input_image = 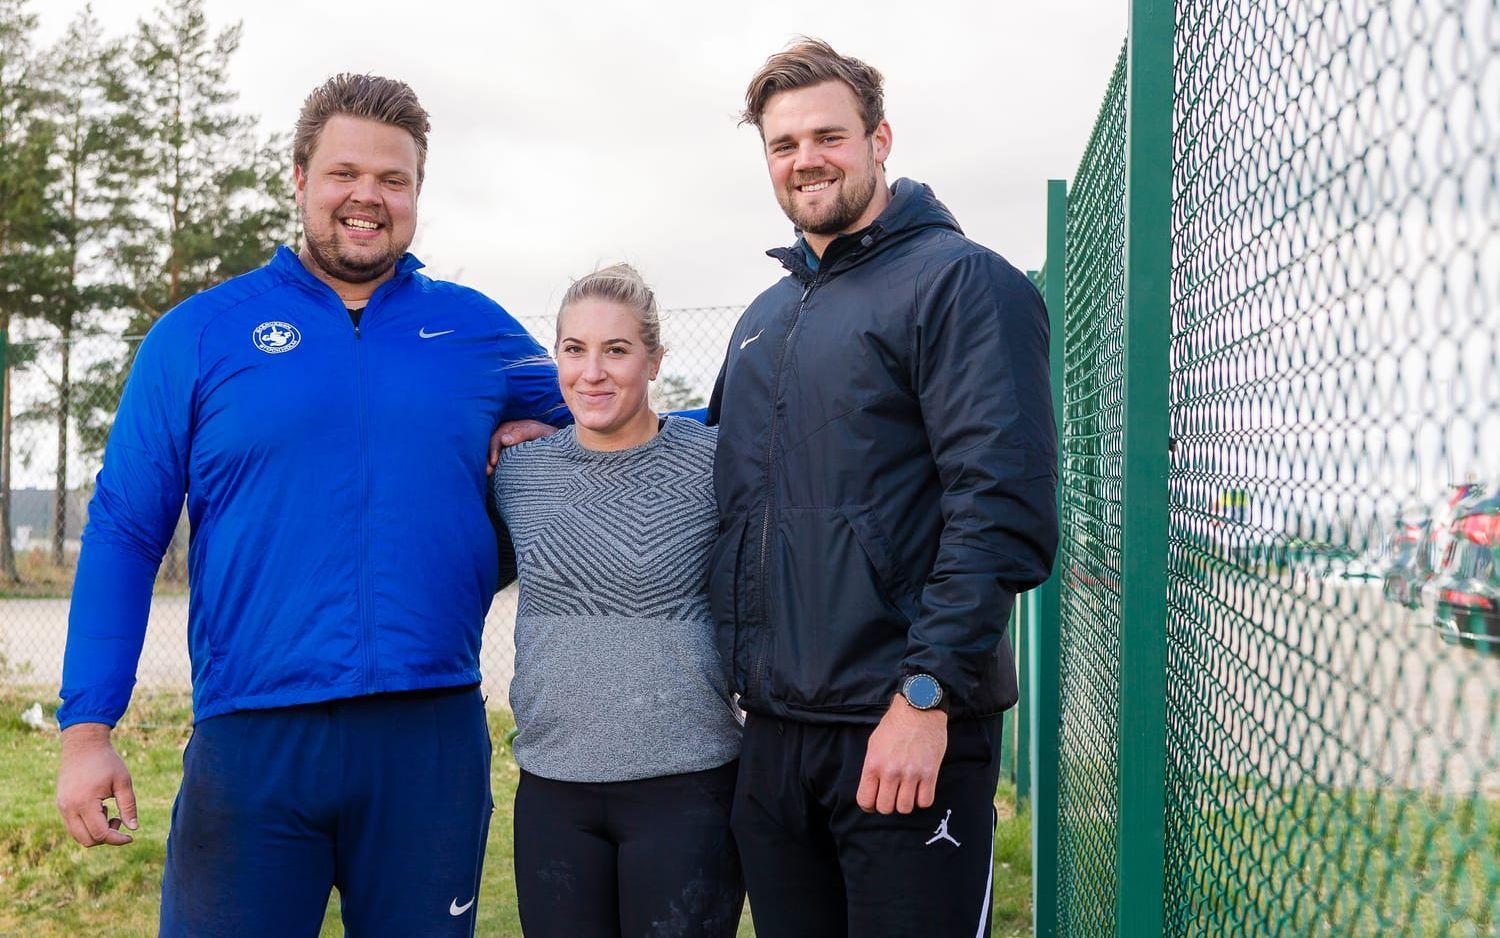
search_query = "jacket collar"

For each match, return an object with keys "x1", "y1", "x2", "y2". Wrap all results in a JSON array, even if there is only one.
[
  {"x1": 268, "y1": 244, "x2": 426, "y2": 297},
  {"x1": 768, "y1": 178, "x2": 963, "y2": 283}
]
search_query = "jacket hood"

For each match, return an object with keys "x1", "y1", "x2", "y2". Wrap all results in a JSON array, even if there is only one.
[{"x1": 769, "y1": 178, "x2": 963, "y2": 281}]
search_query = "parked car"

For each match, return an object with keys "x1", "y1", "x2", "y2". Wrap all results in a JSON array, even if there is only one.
[
  {"x1": 1381, "y1": 507, "x2": 1436, "y2": 608},
  {"x1": 1421, "y1": 491, "x2": 1500, "y2": 656}
]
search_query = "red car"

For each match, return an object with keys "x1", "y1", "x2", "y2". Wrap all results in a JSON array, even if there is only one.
[{"x1": 1422, "y1": 491, "x2": 1500, "y2": 657}]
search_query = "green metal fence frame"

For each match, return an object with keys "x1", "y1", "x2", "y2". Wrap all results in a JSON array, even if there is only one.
[
  {"x1": 1027, "y1": 2, "x2": 1175, "y2": 933},
  {"x1": 1113, "y1": 1, "x2": 1173, "y2": 933},
  {"x1": 1029, "y1": 178, "x2": 1067, "y2": 938}
]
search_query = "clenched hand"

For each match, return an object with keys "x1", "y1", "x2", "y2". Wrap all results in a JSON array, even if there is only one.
[
  {"x1": 856, "y1": 694, "x2": 948, "y2": 814},
  {"x1": 57, "y1": 723, "x2": 138, "y2": 847}
]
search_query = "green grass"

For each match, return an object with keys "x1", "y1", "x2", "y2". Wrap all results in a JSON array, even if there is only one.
[
  {"x1": 993, "y1": 788, "x2": 1034, "y2": 936},
  {"x1": 0, "y1": 689, "x2": 1034, "y2": 936},
  {"x1": 1167, "y1": 774, "x2": 1500, "y2": 935}
]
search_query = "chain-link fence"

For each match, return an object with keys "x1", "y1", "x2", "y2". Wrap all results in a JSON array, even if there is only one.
[
  {"x1": 1033, "y1": 0, "x2": 1500, "y2": 933},
  {"x1": 0, "y1": 306, "x2": 741, "y2": 715},
  {"x1": 1164, "y1": 0, "x2": 1499, "y2": 930},
  {"x1": 1055, "y1": 44, "x2": 1128, "y2": 937}
]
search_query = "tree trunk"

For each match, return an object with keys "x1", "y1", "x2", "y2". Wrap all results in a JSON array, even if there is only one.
[
  {"x1": 53, "y1": 326, "x2": 71, "y2": 567},
  {"x1": 56, "y1": 149, "x2": 79, "y2": 568},
  {"x1": 0, "y1": 323, "x2": 18, "y2": 585}
]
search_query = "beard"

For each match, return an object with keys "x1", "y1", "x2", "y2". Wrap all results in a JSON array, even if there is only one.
[
  {"x1": 781, "y1": 160, "x2": 879, "y2": 236},
  {"x1": 299, "y1": 205, "x2": 407, "y2": 284}
]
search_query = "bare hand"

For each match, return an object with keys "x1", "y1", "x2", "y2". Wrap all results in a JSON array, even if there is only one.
[
  {"x1": 57, "y1": 723, "x2": 138, "y2": 847},
  {"x1": 486, "y1": 420, "x2": 558, "y2": 475},
  {"x1": 856, "y1": 694, "x2": 948, "y2": 814}
]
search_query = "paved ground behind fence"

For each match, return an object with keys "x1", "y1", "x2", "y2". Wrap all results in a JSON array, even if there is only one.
[
  {"x1": 0, "y1": 585, "x2": 523, "y2": 710},
  {"x1": 4, "y1": 577, "x2": 1496, "y2": 799}
]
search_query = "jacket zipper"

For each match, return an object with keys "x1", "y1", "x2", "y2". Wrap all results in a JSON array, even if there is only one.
[
  {"x1": 303, "y1": 271, "x2": 405, "y2": 695},
  {"x1": 352, "y1": 314, "x2": 375, "y2": 693},
  {"x1": 756, "y1": 275, "x2": 819, "y2": 697}
]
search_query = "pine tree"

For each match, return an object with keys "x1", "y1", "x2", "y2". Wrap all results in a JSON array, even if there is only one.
[
  {"x1": 23, "y1": 7, "x2": 137, "y2": 567},
  {"x1": 0, "y1": 0, "x2": 57, "y2": 583},
  {"x1": 72, "y1": 0, "x2": 296, "y2": 460},
  {"x1": 77, "y1": 0, "x2": 295, "y2": 580},
  {"x1": 115, "y1": 0, "x2": 295, "y2": 336}
]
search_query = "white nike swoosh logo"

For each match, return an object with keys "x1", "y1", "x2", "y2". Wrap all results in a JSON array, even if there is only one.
[
  {"x1": 449, "y1": 897, "x2": 474, "y2": 916},
  {"x1": 420, "y1": 328, "x2": 455, "y2": 339},
  {"x1": 740, "y1": 329, "x2": 764, "y2": 350}
]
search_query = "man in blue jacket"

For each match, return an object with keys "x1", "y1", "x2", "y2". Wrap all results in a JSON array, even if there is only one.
[
  {"x1": 707, "y1": 41, "x2": 1059, "y2": 936},
  {"x1": 54, "y1": 74, "x2": 566, "y2": 936}
]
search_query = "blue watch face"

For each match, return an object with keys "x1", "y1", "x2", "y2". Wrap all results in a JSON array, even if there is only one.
[{"x1": 905, "y1": 674, "x2": 941, "y2": 709}]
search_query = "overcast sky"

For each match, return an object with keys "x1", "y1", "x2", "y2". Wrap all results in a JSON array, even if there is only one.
[{"x1": 36, "y1": 0, "x2": 1125, "y2": 321}]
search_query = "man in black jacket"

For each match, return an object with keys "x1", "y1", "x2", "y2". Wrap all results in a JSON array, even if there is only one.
[{"x1": 706, "y1": 39, "x2": 1059, "y2": 936}]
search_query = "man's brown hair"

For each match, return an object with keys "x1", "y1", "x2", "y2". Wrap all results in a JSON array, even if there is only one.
[
  {"x1": 741, "y1": 38, "x2": 885, "y2": 135},
  {"x1": 293, "y1": 74, "x2": 432, "y2": 185}
]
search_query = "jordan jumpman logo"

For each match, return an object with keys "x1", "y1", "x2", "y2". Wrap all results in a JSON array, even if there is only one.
[{"x1": 925, "y1": 808, "x2": 961, "y2": 847}]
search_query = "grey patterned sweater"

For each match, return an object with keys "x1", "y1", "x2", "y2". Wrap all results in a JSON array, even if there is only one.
[{"x1": 493, "y1": 416, "x2": 741, "y2": 783}]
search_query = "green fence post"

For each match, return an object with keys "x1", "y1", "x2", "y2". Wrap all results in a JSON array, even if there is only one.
[
  {"x1": 1116, "y1": 0, "x2": 1174, "y2": 935},
  {"x1": 1015, "y1": 592, "x2": 1031, "y2": 805},
  {"x1": 1031, "y1": 178, "x2": 1066, "y2": 938},
  {"x1": 1016, "y1": 269, "x2": 1040, "y2": 809},
  {"x1": 1000, "y1": 616, "x2": 1016, "y2": 786}
]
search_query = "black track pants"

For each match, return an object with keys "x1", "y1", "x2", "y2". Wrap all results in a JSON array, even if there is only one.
[
  {"x1": 731, "y1": 713, "x2": 1004, "y2": 938},
  {"x1": 513, "y1": 762, "x2": 745, "y2": 938}
]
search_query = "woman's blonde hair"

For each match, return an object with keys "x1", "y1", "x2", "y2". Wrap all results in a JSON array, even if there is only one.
[{"x1": 557, "y1": 263, "x2": 662, "y2": 354}]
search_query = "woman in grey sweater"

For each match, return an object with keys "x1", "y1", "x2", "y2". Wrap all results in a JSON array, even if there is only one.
[{"x1": 493, "y1": 264, "x2": 743, "y2": 938}]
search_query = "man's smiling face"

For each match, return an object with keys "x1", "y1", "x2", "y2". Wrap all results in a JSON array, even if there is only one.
[
  {"x1": 760, "y1": 80, "x2": 891, "y2": 248},
  {"x1": 294, "y1": 114, "x2": 420, "y2": 286}
]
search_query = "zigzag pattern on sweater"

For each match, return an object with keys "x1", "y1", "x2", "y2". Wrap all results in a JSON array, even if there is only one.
[{"x1": 494, "y1": 418, "x2": 718, "y2": 621}]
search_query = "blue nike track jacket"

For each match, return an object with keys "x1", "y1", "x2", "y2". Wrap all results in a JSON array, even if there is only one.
[{"x1": 58, "y1": 246, "x2": 568, "y2": 728}]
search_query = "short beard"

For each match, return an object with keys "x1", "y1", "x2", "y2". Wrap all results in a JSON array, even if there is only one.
[
  {"x1": 783, "y1": 162, "x2": 878, "y2": 236},
  {"x1": 299, "y1": 207, "x2": 404, "y2": 284}
]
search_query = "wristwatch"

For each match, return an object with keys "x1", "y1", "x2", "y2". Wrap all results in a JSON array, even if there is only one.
[{"x1": 900, "y1": 673, "x2": 945, "y2": 711}]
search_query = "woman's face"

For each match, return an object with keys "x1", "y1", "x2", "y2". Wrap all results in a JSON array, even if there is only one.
[{"x1": 555, "y1": 298, "x2": 663, "y2": 437}]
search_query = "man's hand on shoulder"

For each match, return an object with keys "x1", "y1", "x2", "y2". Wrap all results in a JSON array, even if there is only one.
[
  {"x1": 856, "y1": 694, "x2": 948, "y2": 815},
  {"x1": 487, "y1": 419, "x2": 558, "y2": 475},
  {"x1": 57, "y1": 723, "x2": 138, "y2": 847}
]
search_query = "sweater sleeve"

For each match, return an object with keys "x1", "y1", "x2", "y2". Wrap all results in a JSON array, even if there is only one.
[
  {"x1": 58, "y1": 314, "x2": 198, "y2": 729},
  {"x1": 899, "y1": 252, "x2": 1060, "y2": 708}
]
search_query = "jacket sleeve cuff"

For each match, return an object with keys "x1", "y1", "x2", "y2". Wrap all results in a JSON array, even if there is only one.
[
  {"x1": 55, "y1": 702, "x2": 124, "y2": 731},
  {"x1": 898, "y1": 656, "x2": 973, "y2": 711}
]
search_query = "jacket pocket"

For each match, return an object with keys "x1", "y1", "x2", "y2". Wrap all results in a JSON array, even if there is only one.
[
  {"x1": 766, "y1": 507, "x2": 910, "y2": 708},
  {"x1": 707, "y1": 511, "x2": 750, "y2": 692},
  {"x1": 841, "y1": 506, "x2": 920, "y2": 625}
]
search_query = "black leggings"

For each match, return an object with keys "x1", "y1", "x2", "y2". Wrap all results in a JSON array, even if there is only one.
[{"x1": 513, "y1": 762, "x2": 744, "y2": 938}]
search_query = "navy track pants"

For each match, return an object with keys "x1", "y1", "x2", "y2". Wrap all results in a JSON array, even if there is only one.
[{"x1": 158, "y1": 685, "x2": 492, "y2": 937}]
